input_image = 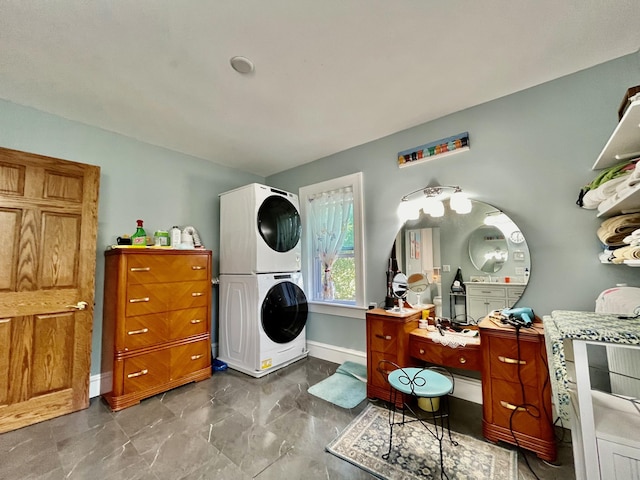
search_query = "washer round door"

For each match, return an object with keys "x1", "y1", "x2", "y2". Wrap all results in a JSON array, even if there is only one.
[
  {"x1": 261, "y1": 281, "x2": 308, "y2": 344},
  {"x1": 257, "y1": 195, "x2": 301, "y2": 253}
]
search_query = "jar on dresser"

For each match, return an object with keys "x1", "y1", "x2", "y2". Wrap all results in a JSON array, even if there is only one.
[{"x1": 101, "y1": 249, "x2": 212, "y2": 411}]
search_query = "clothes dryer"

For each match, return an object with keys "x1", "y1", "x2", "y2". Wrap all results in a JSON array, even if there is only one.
[
  {"x1": 218, "y1": 272, "x2": 308, "y2": 377},
  {"x1": 220, "y1": 183, "x2": 301, "y2": 274}
]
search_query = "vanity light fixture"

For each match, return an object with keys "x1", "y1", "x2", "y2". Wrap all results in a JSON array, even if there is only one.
[{"x1": 397, "y1": 185, "x2": 471, "y2": 221}]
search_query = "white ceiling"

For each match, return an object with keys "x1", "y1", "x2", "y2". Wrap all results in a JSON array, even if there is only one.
[{"x1": 1, "y1": 1, "x2": 639, "y2": 177}]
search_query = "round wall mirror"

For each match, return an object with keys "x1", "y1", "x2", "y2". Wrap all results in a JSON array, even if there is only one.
[
  {"x1": 468, "y1": 225, "x2": 508, "y2": 273},
  {"x1": 390, "y1": 197, "x2": 531, "y2": 320}
]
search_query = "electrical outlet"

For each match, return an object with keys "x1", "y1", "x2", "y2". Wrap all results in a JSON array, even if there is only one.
[
  {"x1": 442, "y1": 265, "x2": 451, "y2": 272},
  {"x1": 515, "y1": 267, "x2": 525, "y2": 275}
]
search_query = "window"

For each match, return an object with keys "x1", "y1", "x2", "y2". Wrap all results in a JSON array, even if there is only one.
[{"x1": 299, "y1": 173, "x2": 365, "y2": 314}]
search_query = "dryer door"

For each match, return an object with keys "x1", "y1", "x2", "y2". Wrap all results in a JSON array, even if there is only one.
[
  {"x1": 261, "y1": 281, "x2": 307, "y2": 344},
  {"x1": 257, "y1": 195, "x2": 301, "y2": 253}
]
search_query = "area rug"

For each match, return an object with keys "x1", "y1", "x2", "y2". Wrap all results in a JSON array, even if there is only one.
[
  {"x1": 308, "y1": 361, "x2": 367, "y2": 409},
  {"x1": 327, "y1": 403, "x2": 517, "y2": 480}
]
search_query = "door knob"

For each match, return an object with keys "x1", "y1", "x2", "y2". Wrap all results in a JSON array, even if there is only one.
[{"x1": 66, "y1": 301, "x2": 88, "y2": 310}]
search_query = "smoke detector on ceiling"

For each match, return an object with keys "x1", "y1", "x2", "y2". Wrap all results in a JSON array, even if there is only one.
[{"x1": 230, "y1": 56, "x2": 254, "y2": 74}]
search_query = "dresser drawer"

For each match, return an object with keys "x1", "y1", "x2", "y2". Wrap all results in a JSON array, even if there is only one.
[
  {"x1": 123, "y1": 350, "x2": 170, "y2": 394},
  {"x1": 168, "y1": 307, "x2": 208, "y2": 340},
  {"x1": 122, "y1": 312, "x2": 169, "y2": 350},
  {"x1": 126, "y1": 254, "x2": 209, "y2": 285},
  {"x1": 487, "y1": 378, "x2": 543, "y2": 437},
  {"x1": 168, "y1": 280, "x2": 210, "y2": 310},
  {"x1": 507, "y1": 286, "x2": 525, "y2": 299},
  {"x1": 488, "y1": 336, "x2": 539, "y2": 386},
  {"x1": 369, "y1": 318, "x2": 398, "y2": 354},
  {"x1": 125, "y1": 284, "x2": 168, "y2": 316},
  {"x1": 170, "y1": 339, "x2": 210, "y2": 380}
]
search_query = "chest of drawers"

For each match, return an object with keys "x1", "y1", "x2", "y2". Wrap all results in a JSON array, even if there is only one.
[
  {"x1": 101, "y1": 249, "x2": 212, "y2": 411},
  {"x1": 479, "y1": 318, "x2": 556, "y2": 461},
  {"x1": 366, "y1": 308, "x2": 420, "y2": 406}
]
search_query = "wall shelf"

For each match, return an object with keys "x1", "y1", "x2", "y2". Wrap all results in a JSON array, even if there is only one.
[{"x1": 592, "y1": 96, "x2": 640, "y2": 171}]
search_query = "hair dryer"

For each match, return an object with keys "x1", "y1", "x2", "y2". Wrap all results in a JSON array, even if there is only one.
[{"x1": 501, "y1": 307, "x2": 534, "y2": 327}]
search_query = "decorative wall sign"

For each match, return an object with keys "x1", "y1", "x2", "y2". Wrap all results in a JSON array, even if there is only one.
[{"x1": 397, "y1": 132, "x2": 469, "y2": 168}]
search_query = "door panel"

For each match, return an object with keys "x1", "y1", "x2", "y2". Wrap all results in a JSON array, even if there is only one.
[{"x1": 0, "y1": 147, "x2": 100, "y2": 433}]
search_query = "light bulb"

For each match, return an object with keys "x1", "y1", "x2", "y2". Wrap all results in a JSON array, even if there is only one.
[
  {"x1": 451, "y1": 190, "x2": 472, "y2": 214},
  {"x1": 430, "y1": 199, "x2": 445, "y2": 217},
  {"x1": 397, "y1": 199, "x2": 419, "y2": 221}
]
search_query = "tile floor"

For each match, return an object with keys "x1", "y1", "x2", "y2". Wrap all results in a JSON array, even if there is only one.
[{"x1": 0, "y1": 357, "x2": 575, "y2": 479}]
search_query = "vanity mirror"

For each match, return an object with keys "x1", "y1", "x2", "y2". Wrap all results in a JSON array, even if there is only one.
[
  {"x1": 391, "y1": 195, "x2": 531, "y2": 322},
  {"x1": 391, "y1": 272, "x2": 409, "y2": 312}
]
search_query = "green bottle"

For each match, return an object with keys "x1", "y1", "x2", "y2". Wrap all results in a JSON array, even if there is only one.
[{"x1": 131, "y1": 219, "x2": 147, "y2": 246}]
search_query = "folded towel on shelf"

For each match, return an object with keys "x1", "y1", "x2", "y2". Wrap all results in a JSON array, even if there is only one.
[
  {"x1": 577, "y1": 160, "x2": 636, "y2": 207},
  {"x1": 583, "y1": 175, "x2": 630, "y2": 209},
  {"x1": 597, "y1": 213, "x2": 640, "y2": 246},
  {"x1": 611, "y1": 245, "x2": 640, "y2": 263}
]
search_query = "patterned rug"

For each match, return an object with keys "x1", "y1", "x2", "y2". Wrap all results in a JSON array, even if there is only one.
[{"x1": 327, "y1": 403, "x2": 517, "y2": 480}]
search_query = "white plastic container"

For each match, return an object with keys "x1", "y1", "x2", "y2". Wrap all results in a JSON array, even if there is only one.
[{"x1": 170, "y1": 226, "x2": 181, "y2": 247}]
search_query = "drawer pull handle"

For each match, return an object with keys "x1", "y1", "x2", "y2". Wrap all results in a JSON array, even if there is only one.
[
  {"x1": 130, "y1": 267, "x2": 151, "y2": 272},
  {"x1": 127, "y1": 369, "x2": 149, "y2": 378},
  {"x1": 0, "y1": 319, "x2": 10, "y2": 324},
  {"x1": 500, "y1": 400, "x2": 526, "y2": 412},
  {"x1": 190, "y1": 319, "x2": 203, "y2": 324},
  {"x1": 191, "y1": 292, "x2": 204, "y2": 297},
  {"x1": 127, "y1": 328, "x2": 149, "y2": 335},
  {"x1": 191, "y1": 354, "x2": 203, "y2": 360},
  {"x1": 459, "y1": 357, "x2": 466, "y2": 364},
  {"x1": 191, "y1": 266, "x2": 206, "y2": 270},
  {"x1": 375, "y1": 334, "x2": 392, "y2": 340},
  {"x1": 129, "y1": 297, "x2": 150, "y2": 303},
  {"x1": 419, "y1": 349, "x2": 425, "y2": 354},
  {"x1": 498, "y1": 355, "x2": 526, "y2": 365}
]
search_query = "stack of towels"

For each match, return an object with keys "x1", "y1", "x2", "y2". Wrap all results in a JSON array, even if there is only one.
[
  {"x1": 579, "y1": 159, "x2": 640, "y2": 214},
  {"x1": 597, "y1": 214, "x2": 640, "y2": 263}
]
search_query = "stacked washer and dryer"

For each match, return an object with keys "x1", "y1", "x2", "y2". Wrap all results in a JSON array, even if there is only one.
[{"x1": 218, "y1": 183, "x2": 308, "y2": 377}]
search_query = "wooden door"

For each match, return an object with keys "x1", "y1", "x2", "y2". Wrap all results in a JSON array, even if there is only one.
[{"x1": 0, "y1": 147, "x2": 100, "y2": 433}]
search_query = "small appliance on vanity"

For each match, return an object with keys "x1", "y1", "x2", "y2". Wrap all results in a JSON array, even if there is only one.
[{"x1": 218, "y1": 183, "x2": 308, "y2": 378}]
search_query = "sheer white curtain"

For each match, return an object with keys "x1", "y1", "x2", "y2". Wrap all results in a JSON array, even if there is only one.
[{"x1": 308, "y1": 186, "x2": 353, "y2": 300}]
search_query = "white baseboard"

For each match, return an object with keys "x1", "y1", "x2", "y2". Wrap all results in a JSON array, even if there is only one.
[
  {"x1": 306, "y1": 340, "x2": 482, "y2": 405},
  {"x1": 90, "y1": 341, "x2": 483, "y2": 405}
]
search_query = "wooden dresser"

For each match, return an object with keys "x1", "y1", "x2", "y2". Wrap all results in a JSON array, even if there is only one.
[
  {"x1": 478, "y1": 317, "x2": 556, "y2": 461},
  {"x1": 366, "y1": 308, "x2": 421, "y2": 405},
  {"x1": 101, "y1": 249, "x2": 212, "y2": 411}
]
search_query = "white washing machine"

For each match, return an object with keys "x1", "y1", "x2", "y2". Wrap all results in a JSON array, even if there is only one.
[
  {"x1": 218, "y1": 272, "x2": 308, "y2": 377},
  {"x1": 220, "y1": 183, "x2": 302, "y2": 274}
]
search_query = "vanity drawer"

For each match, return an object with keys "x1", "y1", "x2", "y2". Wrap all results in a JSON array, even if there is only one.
[
  {"x1": 369, "y1": 350, "x2": 397, "y2": 391},
  {"x1": 486, "y1": 378, "x2": 543, "y2": 437},
  {"x1": 410, "y1": 336, "x2": 481, "y2": 371},
  {"x1": 466, "y1": 285, "x2": 507, "y2": 298},
  {"x1": 369, "y1": 318, "x2": 398, "y2": 354},
  {"x1": 487, "y1": 336, "x2": 539, "y2": 386}
]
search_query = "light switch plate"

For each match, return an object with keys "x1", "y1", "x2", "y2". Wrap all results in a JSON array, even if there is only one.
[{"x1": 442, "y1": 265, "x2": 450, "y2": 272}]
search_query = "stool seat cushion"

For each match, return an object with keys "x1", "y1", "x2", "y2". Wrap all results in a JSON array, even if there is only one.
[{"x1": 387, "y1": 367, "x2": 452, "y2": 397}]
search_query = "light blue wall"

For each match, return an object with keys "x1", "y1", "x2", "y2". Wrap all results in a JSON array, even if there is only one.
[
  {"x1": 267, "y1": 52, "x2": 640, "y2": 353},
  {"x1": 0, "y1": 99, "x2": 263, "y2": 375},
  {"x1": 2, "y1": 52, "x2": 639, "y2": 372}
]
